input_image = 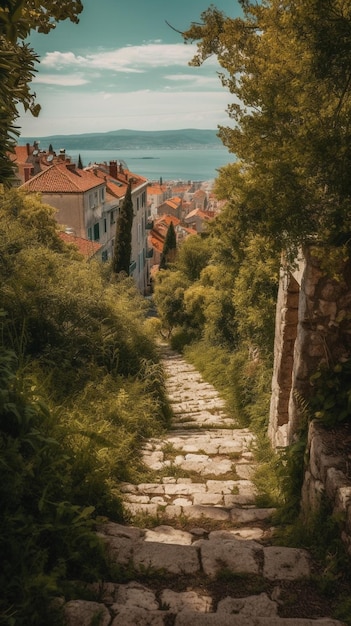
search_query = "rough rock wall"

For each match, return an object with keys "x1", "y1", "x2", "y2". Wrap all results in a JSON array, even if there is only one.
[
  {"x1": 269, "y1": 245, "x2": 351, "y2": 553},
  {"x1": 269, "y1": 246, "x2": 351, "y2": 449},
  {"x1": 302, "y1": 421, "x2": 351, "y2": 558}
]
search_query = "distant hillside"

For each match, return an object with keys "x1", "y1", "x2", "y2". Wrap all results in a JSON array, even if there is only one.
[{"x1": 20, "y1": 129, "x2": 223, "y2": 151}]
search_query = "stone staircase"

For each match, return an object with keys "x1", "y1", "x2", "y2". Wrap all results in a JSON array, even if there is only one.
[{"x1": 63, "y1": 344, "x2": 347, "y2": 626}]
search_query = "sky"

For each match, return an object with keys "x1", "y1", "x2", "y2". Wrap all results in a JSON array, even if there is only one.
[{"x1": 18, "y1": 0, "x2": 243, "y2": 137}]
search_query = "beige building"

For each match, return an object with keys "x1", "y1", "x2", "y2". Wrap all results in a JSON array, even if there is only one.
[{"x1": 18, "y1": 150, "x2": 150, "y2": 293}]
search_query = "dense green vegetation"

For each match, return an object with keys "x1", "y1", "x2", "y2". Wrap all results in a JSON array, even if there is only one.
[
  {"x1": 183, "y1": 0, "x2": 351, "y2": 256},
  {"x1": 155, "y1": 0, "x2": 351, "y2": 540},
  {"x1": 159, "y1": 221, "x2": 177, "y2": 270},
  {"x1": 112, "y1": 181, "x2": 134, "y2": 275},
  {"x1": 154, "y1": 229, "x2": 280, "y2": 433},
  {"x1": 0, "y1": 189, "x2": 171, "y2": 624}
]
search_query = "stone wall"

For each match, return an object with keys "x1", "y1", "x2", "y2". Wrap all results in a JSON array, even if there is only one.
[
  {"x1": 269, "y1": 246, "x2": 351, "y2": 448},
  {"x1": 302, "y1": 421, "x2": 351, "y2": 558},
  {"x1": 269, "y1": 245, "x2": 351, "y2": 554}
]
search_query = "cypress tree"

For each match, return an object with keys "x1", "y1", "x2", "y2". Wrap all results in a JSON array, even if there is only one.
[
  {"x1": 78, "y1": 154, "x2": 83, "y2": 169},
  {"x1": 159, "y1": 221, "x2": 177, "y2": 270},
  {"x1": 112, "y1": 181, "x2": 134, "y2": 275}
]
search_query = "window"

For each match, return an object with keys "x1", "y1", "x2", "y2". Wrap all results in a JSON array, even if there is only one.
[
  {"x1": 137, "y1": 196, "x2": 140, "y2": 211},
  {"x1": 102, "y1": 250, "x2": 108, "y2": 262},
  {"x1": 100, "y1": 187, "x2": 105, "y2": 202},
  {"x1": 110, "y1": 210, "x2": 115, "y2": 225},
  {"x1": 87, "y1": 227, "x2": 92, "y2": 240},
  {"x1": 137, "y1": 223, "x2": 141, "y2": 243},
  {"x1": 93, "y1": 223, "x2": 100, "y2": 241},
  {"x1": 104, "y1": 218, "x2": 107, "y2": 233}
]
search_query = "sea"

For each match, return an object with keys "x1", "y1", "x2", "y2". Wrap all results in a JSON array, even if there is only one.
[{"x1": 67, "y1": 147, "x2": 233, "y2": 183}]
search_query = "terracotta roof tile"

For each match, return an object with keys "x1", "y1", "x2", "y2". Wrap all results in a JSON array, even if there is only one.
[
  {"x1": 21, "y1": 163, "x2": 103, "y2": 193},
  {"x1": 59, "y1": 232, "x2": 102, "y2": 258}
]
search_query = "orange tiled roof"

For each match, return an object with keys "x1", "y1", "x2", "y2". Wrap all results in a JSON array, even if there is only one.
[
  {"x1": 186, "y1": 208, "x2": 215, "y2": 220},
  {"x1": 149, "y1": 231, "x2": 165, "y2": 254},
  {"x1": 21, "y1": 162, "x2": 103, "y2": 193},
  {"x1": 85, "y1": 163, "x2": 146, "y2": 194},
  {"x1": 147, "y1": 184, "x2": 166, "y2": 195},
  {"x1": 59, "y1": 232, "x2": 102, "y2": 258},
  {"x1": 161, "y1": 197, "x2": 182, "y2": 211},
  {"x1": 11, "y1": 146, "x2": 29, "y2": 163},
  {"x1": 193, "y1": 189, "x2": 207, "y2": 198},
  {"x1": 154, "y1": 214, "x2": 181, "y2": 228}
]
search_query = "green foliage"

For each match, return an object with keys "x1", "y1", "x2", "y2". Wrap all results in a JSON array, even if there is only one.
[
  {"x1": 309, "y1": 359, "x2": 351, "y2": 427},
  {"x1": 159, "y1": 220, "x2": 177, "y2": 270},
  {"x1": 232, "y1": 235, "x2": 279, "y2": 354},
  {"x1": 174, "y1": 233, "x2": 212, "y2": 281},
  {"x1": 154, "y1": 269, "x2": 191, "y2": 337},
  {"x1": 184, "y1": 0, "x2": 351, "y2": 253},
  {"x1": 112, "y1": 181, "x2": 134, "y2": 275},
  {"x1": 0, "y1": 189, "x2": 172, "y2": 623}
]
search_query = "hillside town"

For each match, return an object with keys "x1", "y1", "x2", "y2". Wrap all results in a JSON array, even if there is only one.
[{"x1": 10, "y1": 142, "x2": 225, "y2": 294}]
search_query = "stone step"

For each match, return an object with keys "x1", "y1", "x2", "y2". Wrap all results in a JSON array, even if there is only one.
[
  {"x1": 64, "y1": 595, "x2": 344, "y2": 626},
  {"x1": 97, "y1": 522, "x2": 309, "y2": 580},
  {"x1": 62, "y1": 345, "x2": 346, "y2": 626}
]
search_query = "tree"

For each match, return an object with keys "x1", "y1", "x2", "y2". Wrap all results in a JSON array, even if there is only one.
[
  {"x1": 112, "y1": 181, "x2": 134, "y2": 275},
  {"x1": 78, "y1": 153, "x2": 83, "y2": 169},
  {"x1": 0, "y1": 0, "x2": 83, "y2": 186},
  {"x1": 159, "y1": 221, "x2": 177, "y2": 269},
  {"x1": 175, "y1": 233, "x2": 212, "y2": 281},
  {"x1": 183, "y1": 1, "x2": 351, "y2": 254}
]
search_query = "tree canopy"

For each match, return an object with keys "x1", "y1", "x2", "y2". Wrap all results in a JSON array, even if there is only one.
[
  {"x1": 183, "y1": 0, "x2": 351, "y2": 254},
  {"x1": 0, "y1": 0, "x2": 83, "y2": 185},
  {"x1": 159, "y1": 221, "x2": 177, "y2": 269},
  {"x1": 112, "y1": 181, "x2": 134, "y2": 275}
]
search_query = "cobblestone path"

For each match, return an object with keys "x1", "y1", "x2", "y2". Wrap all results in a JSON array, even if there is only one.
[{"x1": 64, "y1": 344, "x2": 346, "y2": 626}]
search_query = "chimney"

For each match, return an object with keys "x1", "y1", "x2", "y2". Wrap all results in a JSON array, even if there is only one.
[
  {"x1": 109, "y1": 160, "x2": 118, "y2": 179},
  {"x1": 24, "y1": 165, "x2": 33, "y2": 182},
  {"x1": 66, "y1": 163, "x2": 76, "y2": 172},
  {"x1": 26, "y1": 143, "x2": 30, "y2": 156}
]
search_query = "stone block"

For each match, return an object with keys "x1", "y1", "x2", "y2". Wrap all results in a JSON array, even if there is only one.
[
  {"x1": 133, "y1": 541, "x2": 200, "y2": 575},
  {"x1": 144, "y1": 525, "x2": 193, "y2": 545},
  {"x1": 164, "y1": 483, "x2": 205, "y2": 495},
  {"x1": 230, "y1": 508, "x2": 276, "y2": 524},
  {"x1": 111, "y1": 608, "x2": 167, "y2": 625},
  {"x1": 193, "y1": 493, "x2": 224, "y2": 506},
  {"x1": 113, "y1": 582, "x2": 158, "y2": 610},
  {"x1": 217, "y1": 592, "x2": 278, "y2": 616},
  {"x1": 326, "y1": 467, "x2": 350, "y2": 501},
  {"x1": 64, "y1": 601, "x2": 111, "y2": 626},
  {"x1": 183, "y1": 505, "x2": 230, "y2": 521},
  {"x1": 160, "y1": 589, "x2": 212, "y2": 613},
  {"x1": 206, "y1": 480, "x2": 236, "y2": 494},
  {"x1": 263, "y1": 546, "x2": 310, "y2": 580},
  {"x1": 196, "y1": 536, "x2": 261, "y2": 577}
]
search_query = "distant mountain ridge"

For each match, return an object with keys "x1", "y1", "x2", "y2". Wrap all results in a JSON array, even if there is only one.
[{"x1": 20, "y1": 129, "x2": 223, "y2": 151}]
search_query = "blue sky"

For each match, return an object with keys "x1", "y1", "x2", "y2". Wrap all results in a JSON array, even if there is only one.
[{"x1": 18, "y1": 0, "x2": 242, "y2": 137}]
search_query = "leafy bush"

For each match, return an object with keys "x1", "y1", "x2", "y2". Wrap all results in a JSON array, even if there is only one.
[
  {"x1": 309, "y1": 359, "x2": 351, "y2": 427},
  {"x1": 0, "y1": 189, "x2": 172, "y2": 623}
]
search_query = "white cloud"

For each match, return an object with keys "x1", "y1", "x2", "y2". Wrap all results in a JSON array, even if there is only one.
[
  {"x1": 32, "y1": 74, "x2": 90, "y2": 86},
  {"x1": 164, "y1": 74, "x2": 220, "y2": 88},
  {"x1": 41, "y1": 43, "x2": 197, "y2": 73}
]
